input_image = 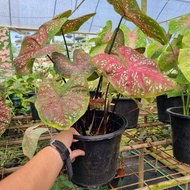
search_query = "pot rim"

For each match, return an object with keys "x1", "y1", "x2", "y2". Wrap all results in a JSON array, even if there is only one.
[
  {"x1": 74, "y1": 113, "x2": 127, "y2": 142},
  {"x1": 166, "y1": 106, "x2": 190, "y2": 119}
]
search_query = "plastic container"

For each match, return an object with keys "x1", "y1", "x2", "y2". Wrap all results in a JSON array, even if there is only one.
[
  {"x1": 111, "y1": 97, "x2": 139, "y2": 128},
  {"x1": 71, "y1": 110, "x2": 127, "y2": 188},
  {"x1": 167, "y1": 107, "x2": 190, "y2": 164}
]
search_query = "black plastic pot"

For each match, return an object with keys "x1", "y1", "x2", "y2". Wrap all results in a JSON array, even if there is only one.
[
  {"x1": 111, "y1": 97, "x2": 139, "y2": 128},
  {"x1": 27, "y1": 92, "x2": 40, "y2": 121},
  {"x1": 157, "y1": 95, "x2": 184, "y2": 123},
  {"x1": 167, "y1": 107, "x2": 190, "y2": 164},
  {"x1": 71, "y1": 110, "x2": 127, "y2": 188}
]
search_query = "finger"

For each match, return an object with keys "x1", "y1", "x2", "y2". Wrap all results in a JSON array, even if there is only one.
[
  {"x1": 71, "y1": 149, "x2": 85, "y2": 161},
  {"x1": 72, "y1": 139, "x2": 78, "y2": 143},
  {"x1": 70, "y1": 127, "x2": 80, "y2": 136}
]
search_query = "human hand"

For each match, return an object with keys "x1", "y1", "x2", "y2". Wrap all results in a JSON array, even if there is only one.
[{"x1": 54, "y1": 128, "x2": 85, "y2": 162}]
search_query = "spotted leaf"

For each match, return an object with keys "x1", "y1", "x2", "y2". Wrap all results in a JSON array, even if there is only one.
[
  {"x1": 91, "y1": 46, "x2": 175, "y2": 98},
  {"x1": 107, "y1": 0, "x2": 167, "y2": 45},
  {"x1": 56, "y1": 13, "x2": 96, "y2": 35},
  {"x1": 13, "y1": 17, "x2": 67, "y2": 75},
  {"x1": 35, "y1": 75, "x2": 90, "y2": 130},
  {"x1": 14, "y1": 44, "x2": 65, "y2": 75},
  {"x1": 52, "y1": 49, "x2": 95, "y2": 78},
  {"x1": 0, "y1": 27, "x2": 15, "y2": 85},
  {"x1": 0, "y1": 95, "x2": 11, "y2": 137}
]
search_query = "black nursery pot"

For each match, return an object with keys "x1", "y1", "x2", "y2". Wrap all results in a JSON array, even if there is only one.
[
  {"x1": 167, "y1": 107, "x2": 190, "y2": 164},
  {"x1": 111, "y1": 98, "x2": 140, "y2": 128},
  {"x1": 27, "y1": 92, "x2": 40, "y2": 121},
  {"x1": 71, "y1": 110, "x2": 127, "y2": 188},
  {"x1": 157, "y1": 95, "x2": 184, "y2": 123}
]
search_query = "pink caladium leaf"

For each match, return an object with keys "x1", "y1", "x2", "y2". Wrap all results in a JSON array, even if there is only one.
[
  {"x1": 0, "y1": 27, "x2": 15, "y2": 84},
  {"x1": 35, "y1": 74, "x2": 90, "y2": 130},
  {"x1": 13, "y1": 17, "x2": 67, "y2": 75},
  {"x1": 14, "y1": 44, "x2": 65, "y2": 75},
  {"x1": 91, "y1": 46, "x2": 175, "y2": 98},
  {"x1": 52, "y1": 49, "x2": 95, "y2": 78},
  {"x1": 0, "y1": 95, "x2": 11, "y2": 137},
  {"x1": 22, "y1": 125, "x2": 48, "y2": 159},
  {"x1": 107, "y1": 0, "x2": 168, "y2": 45},
  {"x1": 56, "y1": 13, "x2": 96, "y2": 35}
]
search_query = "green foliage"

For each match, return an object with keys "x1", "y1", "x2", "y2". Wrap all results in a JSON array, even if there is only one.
[{"x1": 51, "y1": 174, "x2": 109, "y2": 190}]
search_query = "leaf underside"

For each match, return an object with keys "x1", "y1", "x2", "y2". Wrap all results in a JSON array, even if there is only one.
[
  {"x1": 22, "y1": 125, "x2": 48, "y2": 159},
  {"x1": 52, "y1": 49, "x2": 95, "y2": 78}
]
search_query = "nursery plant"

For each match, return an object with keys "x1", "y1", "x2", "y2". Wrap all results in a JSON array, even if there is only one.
[
  {"x1": 13, "y1": 2, "x2": 175, "y2": 133},
  {"x1": 0, "y1": 0, "x2": 176, "y2": 188},
  {"x1": 145, "y1": 12, "x2": 190, "y2": 165},
  {"x1": 147, "y1": 13, "x2": 190, "y2": 116}
]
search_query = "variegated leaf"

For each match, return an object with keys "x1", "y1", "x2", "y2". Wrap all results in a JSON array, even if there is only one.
[
  {"x1": 91, "y1": 46, "x2": 175, "y2": 98},
  {"x1": 0, "y1": 27, "x2": 15, "y2": 84},
  {"x1": 56, "y1": 13, "x2": 96, "y2": 35},
  {"x1": 107, "y1": 0, "x2": 167, "y2": 45},
  {"x1": 35, "y1": 75, "x2": 90, "y2": 130},
  {"x1": 52, "y1": 49, "x2": 95, "y2": 78},
  {"x1": 0, "y1": 95, "x2": 11, "y2": 137},
  {"x1": 14, "y1": 44, "x2": 65, "y2": 75},
  {"x1": 13, "y1": 17, "x2": 67, "y2": 75}
]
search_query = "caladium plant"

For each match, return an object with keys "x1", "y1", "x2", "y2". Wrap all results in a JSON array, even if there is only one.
[
  {"x1": 0, "y1": 26, "x2": 14, "y2": 136},
  {"x1": 12, "y1": 0, "x2": 176, "y2": 134}
]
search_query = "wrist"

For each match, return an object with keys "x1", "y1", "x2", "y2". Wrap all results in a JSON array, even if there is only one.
[
  {"x1": 47, "y1": 139, "x2": 73, "y2": 180},
  {"x1": 47, "y1": 139, "x2": 70, "y2": 165}
]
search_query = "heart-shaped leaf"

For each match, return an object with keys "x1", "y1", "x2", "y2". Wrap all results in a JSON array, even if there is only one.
[
  {"x1": 52, "y1": 49, "x2": 95, "y2": 78},
  {"x1": 0, "y1": 27, "x2": 15, "y2": 85},
  {"x1": 35, "y1": 74, "x2": 90, "y2": 130},
  {"x1": 13, "y1": 17, "x2": 67, "y2": 75},
  {"x1": 0, "y1": 95, "x2": 11, "y2": 137},
  {"x1": 91, "y1": 46, "x2": 175, "y2": 98},
  {"x1": 22, "y1": 125, "x2": 48, "y2": 159},
  {"x1": 56, "y1": 13, "x2": 96, "y2": 35},
  {"x1": 107, "y1": 0, "x2": 168, "y2": 45},
  {"x1": 14, "y1": 44, "x2": 65, "y2": 75}
]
